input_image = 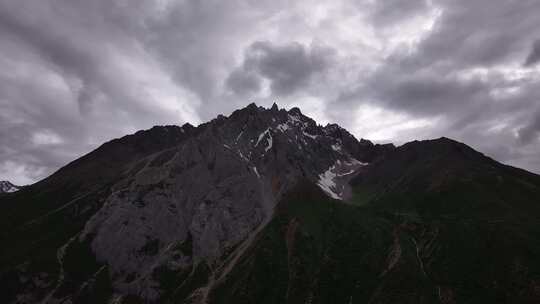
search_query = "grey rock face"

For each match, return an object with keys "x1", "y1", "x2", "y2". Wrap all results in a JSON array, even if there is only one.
[{"x1": 14, "y1": 103, "x2": 391, "y2": 303}]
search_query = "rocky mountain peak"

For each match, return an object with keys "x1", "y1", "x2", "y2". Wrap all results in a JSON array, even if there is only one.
[
  {"x1": 0, "y1": 180, "x2": 20, "y2": 193},
  {"x1": 0, "y1": 103, "x2": 396, "y2": 303},
  {"x1": 57, "y1": 103, "x2": 390, "y2": 301},
  {"x1": 288, "y1": 106, "x2": 302, "y2": 116}
]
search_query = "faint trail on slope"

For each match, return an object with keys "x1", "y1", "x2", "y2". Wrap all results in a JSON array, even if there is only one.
[
  {"x1": 40, "y1": 232, "x2": 81, "y2": 304},
  {"x1": 380, "y1": 228, "x2": 402, "y2": 277},
  {"x1": 198, "y1": 216, "x2": 272, "y2": 304},
  {"x1": 22, "y1": 189, "x2": 99, "y2": 227},
  {"x1": 412, "y1": 237, "x2": 428, "y2": 278}
]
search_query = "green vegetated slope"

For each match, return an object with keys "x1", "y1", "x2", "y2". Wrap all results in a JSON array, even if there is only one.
[{"x1": 210, "y1": 138, "x2": 540, "y2": 304}]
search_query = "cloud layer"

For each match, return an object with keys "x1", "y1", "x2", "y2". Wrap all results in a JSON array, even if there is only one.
[
  {"x1": 2, "y1": 0, "x2": 540, "y2": 184},
  {"x1": 227, "y1": 41, "x2": 334, "y2": 96}
]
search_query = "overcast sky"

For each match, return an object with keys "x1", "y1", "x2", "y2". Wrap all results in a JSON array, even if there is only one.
[{"x1": 1, "y1": 0, "x2": 540, "y2": 185}]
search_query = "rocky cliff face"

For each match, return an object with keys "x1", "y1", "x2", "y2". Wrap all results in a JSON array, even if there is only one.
[
  {"x1": 78, "y1": 103, "x2": 387, "y2": 301},
  {"x1": 2, "y1": 103, "x2": 539, "y2": 304},
  {"x1": 0, "y1": 103, "x2": 391, "y2": 303}
]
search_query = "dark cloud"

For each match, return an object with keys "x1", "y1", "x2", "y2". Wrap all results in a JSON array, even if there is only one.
[
  {"x1": 370, "y1": 0, "x2": 429, "y2": 26},
  {"x1": 0, "y1": 3, "x2": 97, "y2": 114},
  {"x1": 225, "y1": 69, "x2": 262, "y2": 96},
  {"x1": 0, "y1": 0, "x2": 203, "y2": 184},
  {"x1": 142, "y1": 1, "x2": 242, "y2": 101},
  {"x1": 411, "y1": 1, "x2": 540, "y2": 67},
  {"x1": 524, "y1": 39, "x2": 540, "y2": 66},
  {"x1": 517, "y1": 111, "x2": 540, "y2": 145},
  {"x1": 365, "y1": 67, "x2": 487, "y2": 116},
  {"x1": 228, "y1": 41, "x2": 334, "y2": 96}
]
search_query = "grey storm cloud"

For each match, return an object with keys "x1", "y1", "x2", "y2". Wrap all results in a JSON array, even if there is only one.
[
  {"x1": 524, "y1": 40, "x2": 540, "y2": 67},
  {"x1": 363, "y1": 67, "x2": 488, "y2": 116},
  {"x1": 517, "y1": 111, "x2": 540, "y2": 145},
  {"x1": 369, "y1": 0, "x2": 429, "y2": 26},
  {"x1": 227, "y1": 41, "x2": 334, "y2": 96},
  {"x1": 0, "y1": 3, "x2": 99, "y2": 114},
  {"x1": 2, "y1": 0, "x2": 540, "y2": 184},
  {"x1": 404, "y1": 1, "x2": 540, "y2": 67},
  {"x1": 226, "y1": 69, "x2": 262, "y2": 96}
]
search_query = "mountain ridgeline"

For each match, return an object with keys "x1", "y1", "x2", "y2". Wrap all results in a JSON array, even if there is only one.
[
  {"x1": 0, "y1": 181, "x2": 20, "y2": 194},
  {"x1": 1, "y1": 103, "x2": 539, "y2": 303}
]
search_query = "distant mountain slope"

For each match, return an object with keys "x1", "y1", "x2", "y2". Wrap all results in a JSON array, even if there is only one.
[
  {"x1": 0, "y1": 181, "x2": 20, "y2": 193},
  {"x1": 1, "y1": 104, "x2": 539, "y2": 303},
  {"x1": 349, "y1": 137, "x2": 540, "y2": 218},
  {"x1": 208, "y1": 139, "x2": 540, "y2": 304}
]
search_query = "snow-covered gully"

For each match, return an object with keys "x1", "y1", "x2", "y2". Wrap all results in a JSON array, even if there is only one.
[{"x1": 316, "y1": 159, "x2": 367, "y2": 200}]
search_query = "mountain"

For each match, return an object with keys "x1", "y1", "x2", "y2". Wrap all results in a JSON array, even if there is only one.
[
  {"x1": 0, "y1": 181, "x2": 20, "y2": 193},
  {"x1": 1, "y1": 103, "x2": 539, "y2": 303}
]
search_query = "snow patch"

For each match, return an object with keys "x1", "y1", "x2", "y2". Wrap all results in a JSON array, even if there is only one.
[
  {"x1": 303, "y1": 131, "x2": 318, "y2": 140},
  {"x1": 236, "y1": 130, "x2": 244, "y2": 141},
  {"x1": 255, "y1": 128, "x2": 273, "y2": 153},
  {"x1": 253, "y1": 167, "x2": 261, "y2": 178},
  {"x1": 316, "y1": 158, "x2": 368, "y2": 200},
  {"x1": 265, "y1": 135, "x2": 273, "y2": 152},
  {"x1": 337, "y1": 169, "x2": 356, "y2": 177},
  {"x1": 255, "y1": 128, "x2": 270, "y2": 146},
  {"x1": 238, "y1": 151, "x2": 249, "y2": 162},
  {"x1": 331, "y1": 144, "x2": 342, "y2": 152},
  {"x1": 317, "y1": 166, "x2": 341, "y2": 200},
  {"x1": 345, "y1": 158, "x2": 368, "y2": 166},
  {"x1": 276, "y1": 123, "x2": 289, "y2": 132}
]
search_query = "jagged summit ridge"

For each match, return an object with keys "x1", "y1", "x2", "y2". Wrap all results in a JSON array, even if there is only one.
[
  {"x1": 203, "y1": 102, "x2": 393, "y2": 161},
  {"x1": 190, "y1": 102, "x2": 395, "y2": 199}
]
